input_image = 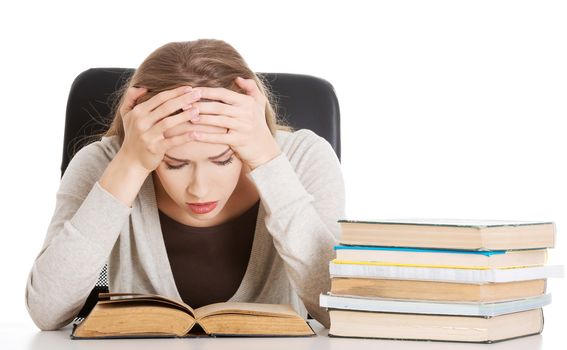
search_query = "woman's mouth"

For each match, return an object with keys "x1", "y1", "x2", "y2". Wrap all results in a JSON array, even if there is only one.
[{"x1": 186, "y1": 201, "x2": 218, "y2": 214}]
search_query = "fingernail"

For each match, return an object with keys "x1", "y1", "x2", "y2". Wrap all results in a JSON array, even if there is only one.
[
  {"x1": 182, "y1": 104, "x2": 192, "y2": 111},
  {"x1": 184, "y1": 86, "x2": 193, "y2": 93}
]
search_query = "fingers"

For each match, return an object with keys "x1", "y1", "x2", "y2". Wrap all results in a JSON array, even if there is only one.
[
  {"x1": 146, "y1": 89, "x2": 202, "y2": 126},
  {"x1": 191, "y1": 130, "x2": 234, "y2": 145},
  {"x1": 164, "y1": 119, "x2": 228, "y2": 139},
  {"x1": 192, "y1": 86, "x2": 247, "y2": 106},
  {"x1": 193, "y1": 100, "x2": 240, "y2": 117},
  {"x1": 190, "y1": 114, "x2": 240, "y2": 130},
  {"x1": 142, "y1": 85, "x2": 195, "y2": 113},
  {"x1": 158, "y1": 124, "x2": 229, "y2": 154},
  {"x1": 159, "y1": 133, "x2": 196, "y2": 153},
  {"x1": 120, "y1": 86, "x2": 148, "y2": 117},
  {"x1": 152, "y1": 107, "x2": 200, "y2": 135},
  {"x1": 234, "y1": 76, "x2": 264, "y2": 103}
]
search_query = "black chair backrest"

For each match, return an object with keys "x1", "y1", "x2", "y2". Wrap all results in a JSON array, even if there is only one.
[
  {"x1": 63, "y1": 68, "x2": 341, "y2": 323},
  {"x1": 61, "y1": 68, "x2": 342, "y2": 178}
]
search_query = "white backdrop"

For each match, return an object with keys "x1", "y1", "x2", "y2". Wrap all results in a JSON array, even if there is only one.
[{"x1": 1, "y1": 0, "x2": 565, "y2": 345}]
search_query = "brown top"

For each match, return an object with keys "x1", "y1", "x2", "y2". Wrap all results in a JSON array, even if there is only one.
[{"x1": 158, "y1": 199, "x2": 260, "y2": 308}]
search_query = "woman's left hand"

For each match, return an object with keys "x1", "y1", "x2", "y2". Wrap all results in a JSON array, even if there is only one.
[{"x1": 190, "y1": 77, "x2": 282, "y2": 170}]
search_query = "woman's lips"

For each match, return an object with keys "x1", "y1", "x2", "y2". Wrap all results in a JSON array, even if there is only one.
[{"x1": 187, "y1": 201, "x2": 218, "y2": 214}]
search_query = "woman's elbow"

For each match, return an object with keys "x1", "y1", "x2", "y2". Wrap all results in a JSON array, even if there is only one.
[{"x1": 25, "y1": 282, "x2": 75, "y2": 331}]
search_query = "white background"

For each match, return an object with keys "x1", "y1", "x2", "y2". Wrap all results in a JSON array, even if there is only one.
[{"x1": 1, "y1": 0, "x2": 565, "y2": 347}]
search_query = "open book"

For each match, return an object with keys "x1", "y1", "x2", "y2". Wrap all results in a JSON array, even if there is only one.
[{"x1": 71, "y1": 292, "x2": 315, "y2": 339}]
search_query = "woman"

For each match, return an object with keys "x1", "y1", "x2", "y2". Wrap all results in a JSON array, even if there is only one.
[{"x1": 25, "y1": 39, "x2": 345, "y2": 331}]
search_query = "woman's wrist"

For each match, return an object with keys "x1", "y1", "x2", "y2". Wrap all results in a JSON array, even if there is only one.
[
  {"x1": 249, "y1": 143, "x2": 282, "y2": 171},
  {"x1": 99, "y1": 150, "x2": 151, "y2": 208}
]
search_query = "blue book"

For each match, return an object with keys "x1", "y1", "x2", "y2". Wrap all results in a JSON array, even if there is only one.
[
  {"x1": 332, "y1": 245, "x2": 548, "y2": 269},
  {"x1": 334, "y1": 245, "x2": 507, "y2": 256}
]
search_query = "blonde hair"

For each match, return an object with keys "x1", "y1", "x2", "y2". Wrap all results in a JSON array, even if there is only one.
[{"x1": 102, "y1": 39, "x2": 294, "y2": 144}]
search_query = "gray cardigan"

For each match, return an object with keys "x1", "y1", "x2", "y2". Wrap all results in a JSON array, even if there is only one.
[{"x1": 25, "y1": 128, "x2": 346, "y2": 331}]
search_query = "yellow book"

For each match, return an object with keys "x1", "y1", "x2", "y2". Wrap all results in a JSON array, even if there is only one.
[
  {"x1": 332, "y1": 259, "x2": 541, "y2": 270},
  {"x1": 334, "y1": 245, "x2": 547, "y2": 269}
]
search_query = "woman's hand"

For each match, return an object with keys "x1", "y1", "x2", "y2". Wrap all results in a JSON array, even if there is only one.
[
  {"x1": 118, "y1": 85, "x2": 202, "y2": 173},
  {"x1": 188, "y1": 77, "x2": 282, "y2": 170}
]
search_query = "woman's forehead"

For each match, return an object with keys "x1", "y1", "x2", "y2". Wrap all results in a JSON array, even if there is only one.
[
  {"x1": 166, "y1": 141, "x2": 230, "y2": 161},
  {"x1": 165, "y1": 124, "x2": 230, "y2": 160}
]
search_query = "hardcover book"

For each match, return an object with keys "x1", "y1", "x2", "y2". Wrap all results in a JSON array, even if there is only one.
[
  {"x1": 71, "y1": 292, "x2": 316, "y2": 339},
  {"x1": 338, "y1": 219, "x2": 555, "y2": 250}
]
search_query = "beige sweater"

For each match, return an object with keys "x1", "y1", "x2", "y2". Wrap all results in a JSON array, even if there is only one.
[{"x1": 25, "y1": 128, "x2": 346, "y2": 331}]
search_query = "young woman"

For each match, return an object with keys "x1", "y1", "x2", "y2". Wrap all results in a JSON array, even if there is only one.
[{"x1": 25, "y1": 39, "x2": 345, "y2": 331}]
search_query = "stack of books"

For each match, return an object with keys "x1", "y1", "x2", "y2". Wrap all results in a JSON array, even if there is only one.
[{"x1": 320, "y1": 219, "x2": 564, "y2": 343}]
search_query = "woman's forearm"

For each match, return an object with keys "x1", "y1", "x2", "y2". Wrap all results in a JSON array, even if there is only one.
[{"x1": 247, "y1": 134, "x2": 346, "y2": 329}]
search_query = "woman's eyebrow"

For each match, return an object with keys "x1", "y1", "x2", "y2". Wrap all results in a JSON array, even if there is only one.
[{"x1": 164, "y1": 148, "x2": 233, "y2": 162}]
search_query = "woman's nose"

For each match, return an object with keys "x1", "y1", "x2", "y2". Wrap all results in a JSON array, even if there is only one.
[{"x1": 185, "y1": 169, "x2": 208, "y2": 199}]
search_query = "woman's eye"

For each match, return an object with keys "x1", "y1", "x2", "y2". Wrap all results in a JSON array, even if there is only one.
[
  {"x1": 165, "y1": 163, "x2": 186, "y2": 170},
  {"x1": 216, "y1": 156, "x2": 234, "y2": 166},
  {"x1": 165, "y1": 156, "x2": 234, "y2": 170}
]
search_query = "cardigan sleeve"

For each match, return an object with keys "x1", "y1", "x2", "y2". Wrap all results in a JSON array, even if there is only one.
[
  {"x1": 246, "y1": 129, "x2": 346, "y2": 329},
  {"x1": 25, "y1": 140, "x2": 132, "y2": 331}
]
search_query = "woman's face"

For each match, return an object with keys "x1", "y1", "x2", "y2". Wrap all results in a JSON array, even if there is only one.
[{"x1": 153, "y1": 121, "x2": 247, "y2": 226}]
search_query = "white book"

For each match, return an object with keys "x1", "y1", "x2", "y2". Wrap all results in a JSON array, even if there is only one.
[
  {"x1": 320, "y1": 293, "x2": 552, "y2": 317},
  {"x1": 329, "y1": 261, "x2": 564, "y2": 283}
]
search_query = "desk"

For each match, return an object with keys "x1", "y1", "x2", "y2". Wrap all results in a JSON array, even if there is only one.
[{"x1": 1, "y1": 319, "x2": 544, "y2": 350}]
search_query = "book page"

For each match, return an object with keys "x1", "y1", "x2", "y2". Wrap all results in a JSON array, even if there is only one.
[
  {"x1": 194, "y1": 302, "x2": 301, "y2": 320},
  {"x1": 98, "y1": 292, "x2": 195, "y2": 315}
]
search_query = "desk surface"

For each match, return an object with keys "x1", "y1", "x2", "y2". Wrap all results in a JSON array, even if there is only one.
[{"x1": 1, "y1": 319, "x2": 545, "y2": 350}]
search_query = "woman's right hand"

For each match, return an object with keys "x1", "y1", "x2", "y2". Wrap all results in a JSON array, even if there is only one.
[{"x1": 118, "y1": 85, "x2": 202, "y2": 173}]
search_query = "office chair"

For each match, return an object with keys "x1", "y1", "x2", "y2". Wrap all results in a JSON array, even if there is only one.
[{"x1": 62, "y1": 67, "x2": 342, "y2": 323}]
